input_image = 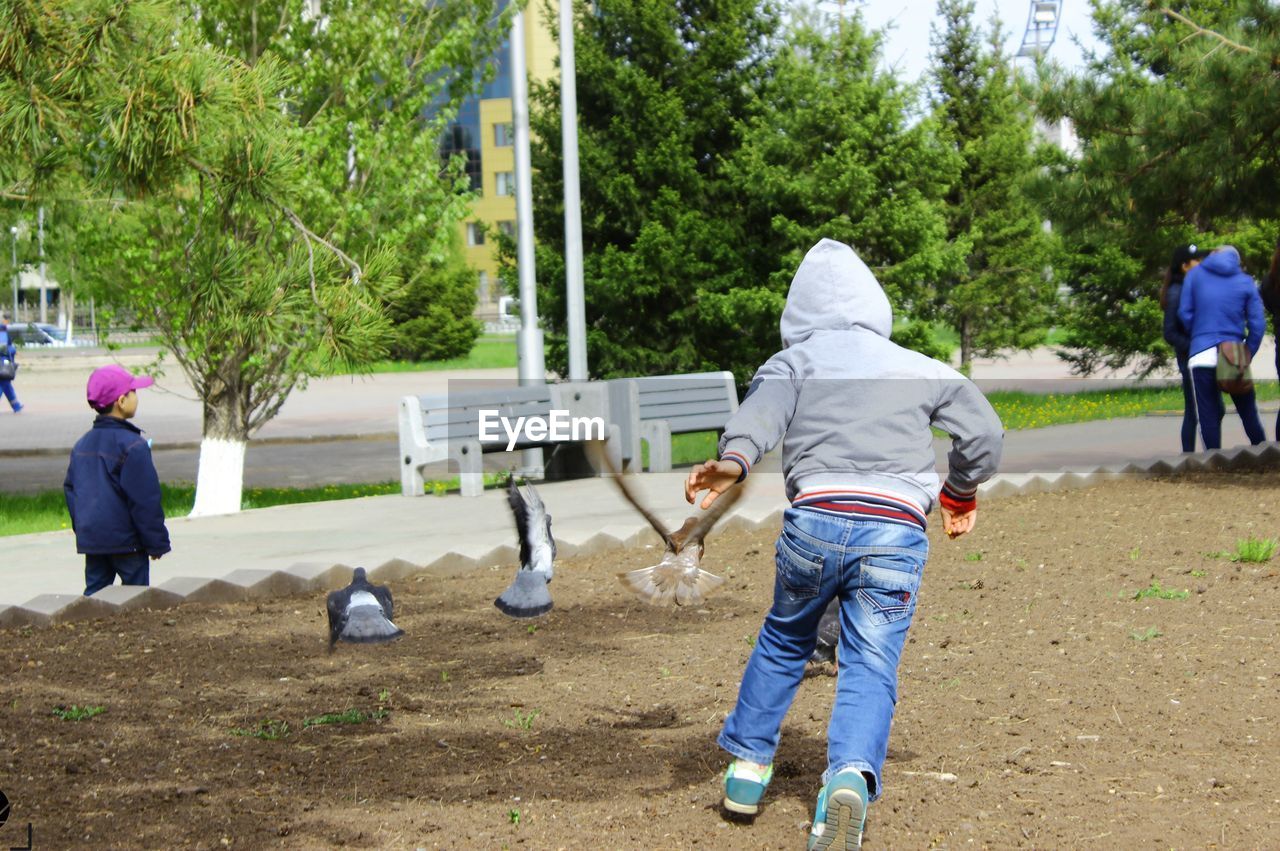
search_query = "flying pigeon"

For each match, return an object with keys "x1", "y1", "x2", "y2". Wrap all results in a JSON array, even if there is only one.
[
  {"x1": 494, "y1": 477, "x2": 557, "y2": 618},
  {"x1": 326, "y1": 567, "x2": 404, "y2": 651},
  {"x1": 592, "y1": 444, "x2": 743, "y2": 606}
]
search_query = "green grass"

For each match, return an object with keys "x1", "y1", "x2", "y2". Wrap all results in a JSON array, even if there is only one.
[
  {"x1": 1228, "y1": 537, "x2": 1277, "y2": 563},
  {"x1": 1130, "y1": 580, "x2": 1190, "y2": 601},
  {"x1": 987, "y1": 381, "x2": 1279, "y2": 430},
  {"x1": 1, "y1": 475, "x2": 517, "y2": 538},
  {"x1": 302, "y1": 708, "x2": 388, "y2": 728},
  {"x1": 322, "y1": 334, "x2": 518, "y2": 375},
  {"x1": 230, "y1": 719, "x2": 291, "y2": 740},
  {"x1": 51, "y1": 704, "x2": 105, "y2": 721},
  {"x1": 1128, "y1": 626, "x2": 1162, "y2": 642}
]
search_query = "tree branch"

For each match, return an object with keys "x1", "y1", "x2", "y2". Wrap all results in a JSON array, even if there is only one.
[{"x1": 1157, "y1": 6, "x2": 1255, "y2": 54}]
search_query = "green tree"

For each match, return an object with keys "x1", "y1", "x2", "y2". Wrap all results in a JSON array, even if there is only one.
[
  {"x1": 1036, "y1": 0, "x2": 1280, "y2": 373},
  {"x1": 527, "y1": 0, "x2": 781, "y2": 381},
  {"x1": 721, "y1": 12, "x2": 960, "y2": 379},
  {"x1": 528, "y1": 3, "x2": 957, "y2": 384},
  {"x1": 1, "y1": 0, "x2": 510, "y2": 513},
  {"x1": 928, "y1": 0, "x2": 1057, "y2": 371}
]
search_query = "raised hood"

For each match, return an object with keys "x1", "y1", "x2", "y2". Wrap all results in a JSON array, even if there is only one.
[{"x1": 780, "y1": 239, "x2": 892, "y2": 348}]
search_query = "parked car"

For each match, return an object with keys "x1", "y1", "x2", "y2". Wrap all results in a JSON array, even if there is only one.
[{"x1": 5, "y1": 322, "x2": 92, "y2": 348}]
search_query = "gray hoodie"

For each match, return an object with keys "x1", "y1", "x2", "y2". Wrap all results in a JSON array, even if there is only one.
[{"x1": 718, "y1": 239, "x2": 1003, "y2": 515}]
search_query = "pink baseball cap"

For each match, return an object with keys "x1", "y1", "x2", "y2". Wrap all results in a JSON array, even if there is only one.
[{"x1": 87, "y1": 364, "x2": 155, "y2": 408}]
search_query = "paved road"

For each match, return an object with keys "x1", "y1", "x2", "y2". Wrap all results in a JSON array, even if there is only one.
[{"x1": 1, "y1": 343, "x2": 1276, "y2": 494}]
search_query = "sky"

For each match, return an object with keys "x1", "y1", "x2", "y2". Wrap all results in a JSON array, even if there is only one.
[{"x1": 843, "y1": 0, "x2": 1105, "y2": 83}]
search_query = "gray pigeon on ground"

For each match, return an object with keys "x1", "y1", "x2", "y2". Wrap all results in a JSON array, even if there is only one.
[
  {"x1": 811, "y1": 598, "x2": 840, "y2": 665},
  {"x1": 326, "y1": 567, "x2": 404, "y2": 651},
  {"x1": 494, "y1": 477, "x2": 556, "y2": 618}
]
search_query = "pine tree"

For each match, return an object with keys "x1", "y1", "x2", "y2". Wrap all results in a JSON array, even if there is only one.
[
  {"x1": 928, "y1": 0, "x2": 1057, "y2": 371},
  {"x1": 1036, "y1": 0, "x2": 1280, "y2": 373}
]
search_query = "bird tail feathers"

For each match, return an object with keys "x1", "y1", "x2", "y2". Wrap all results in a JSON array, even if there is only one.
[
  {"x1": 617, "y1": 562, "x2": 726, "y2": 607},
  {"x1": 338, "y1": 605, "x2": 405, "y2": 644},
  {"x1": 495, "y1": 569, "x2": 554, "y2": 618}
]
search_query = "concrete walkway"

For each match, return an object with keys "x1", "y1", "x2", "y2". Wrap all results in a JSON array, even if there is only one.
[{"x1": 1, "y1": 343, "x2": 1277, "y2": 625}]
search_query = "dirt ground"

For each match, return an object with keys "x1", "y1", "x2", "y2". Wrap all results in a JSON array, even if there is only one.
[{"x1": 1, "y1": 469, "x2": 1278, "y2": 850}]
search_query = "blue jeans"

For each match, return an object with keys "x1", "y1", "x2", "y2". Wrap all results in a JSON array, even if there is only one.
[
  {"x1": 0, "y1": 378, "x2": 18, "y2": 410},
  {"x1": 1190, "y1": 366, "x2": 1265, "y2": 449},
  {"x1": 718, "y1": 508, "x2": 928, "y2": 802},
  {"x1": 84, "y1": 552, "x2": 150, "y2": 596}
]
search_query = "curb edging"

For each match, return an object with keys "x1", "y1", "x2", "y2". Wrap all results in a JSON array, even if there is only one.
[{"x1": 3, "y1": 442, "x2": 1277, "y2": 629}]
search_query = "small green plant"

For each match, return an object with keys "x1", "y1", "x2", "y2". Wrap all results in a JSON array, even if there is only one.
[
  {"x1": 744, "y1": 634, "x2": 757, "y2": 648},
  {"x1": 51, "y1": 704, "x2": 105, "y2": 722},
  {"x1": 1129, "y1": 627, "x2": 1162, "y2": 642},
  {"x1": 526, "y1": 624, "x2": 538, "y2": 635},
  {"x1": 303, "y1": 708, "x2": 388, "y2": 729},
  {"x1": 378, "y1": 688, "x2": 390, "y2": 703},
  {"x1": 504, "y1": 709, "x2": 540, "y2": 730},
  {"x1": 508, "y1": 809, "x2": 521, "y2": 825},
  {"x1": 1190, "y1": 569, "x2": 1207, "y2": 578},
  {"x1": 231, "y1": 719, "x2": 291, "y2": 740},
  {"x1": 964, "y1": 551, "x2": 983, "y2": 562},
  {"x1": 1128, "y1": 546, "x2": 1141, "y2": 561},
  {"x1": 659, "y1": 667, "x2": 671, "y2": 678},
  {"x1": 440, "y1": 670, "x2": 451, "y2": 683},
  {"x1": 1131, "y1": 580, "x2": 1190, "y2": 601},
  {"x1": 1231, "y1": 537, "x2": 1277, "y2": 563}
]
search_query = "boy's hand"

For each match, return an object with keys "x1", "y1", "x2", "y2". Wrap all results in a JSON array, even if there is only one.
[
  {"x1": 685, "y1": 459, "x2": 741, "y2": 509},
  {"x1": 940, "y1": 505, "x2": 976, "y2": 538}
]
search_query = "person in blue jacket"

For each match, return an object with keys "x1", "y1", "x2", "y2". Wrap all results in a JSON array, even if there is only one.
[
  {"x1": 0, "y1": 315, "x2": 24, "y2": 413},
  {"x1": 1160, "y1": 244, "x2": 1209, "y2": 451},
  {"x1": 1177, "y1": 245, "x2": 1267, "y2": 450},
  {"x1": 1261, "y1": 238, "x2": 1280, "y2": 441},
  {"x1": 64, "y1": 364, "x2": 171, "y2": 595}
]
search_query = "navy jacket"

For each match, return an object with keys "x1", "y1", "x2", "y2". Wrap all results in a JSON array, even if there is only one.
[
  {"x1": 64, "y1": 416, "x2": 171, "y2": 556},
  {"x1": 1162, "y1": 280, "x2": 1191, "y2": 360}
]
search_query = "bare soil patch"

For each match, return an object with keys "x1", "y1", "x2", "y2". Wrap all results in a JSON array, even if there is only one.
[{"x1": 1, "y1": 470, "x2": 1278, "y2": 849}]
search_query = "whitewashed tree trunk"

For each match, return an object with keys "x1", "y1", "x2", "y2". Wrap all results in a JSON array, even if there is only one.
[{"x1": 189, "y1": 436, "x2": 247, "y2": 517}]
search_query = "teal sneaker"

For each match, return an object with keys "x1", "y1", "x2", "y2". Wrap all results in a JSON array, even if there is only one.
[
  {"x1": 722, "y1": 760, "x2": 773, "y2": 815},
  {"x1": 807, "y1": 769, "x2": 868, "y2": 850}
]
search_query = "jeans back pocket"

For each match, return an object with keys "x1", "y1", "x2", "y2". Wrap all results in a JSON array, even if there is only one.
[
  {"x1": 774, "y1": 528, "x2": 824, "y2": 609},
  {"x1": 856, "y1": 553, "x2": 923, "y2": 627}
]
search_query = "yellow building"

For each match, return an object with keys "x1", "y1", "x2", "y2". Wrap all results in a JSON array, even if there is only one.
[{"x1": 448, "y1": 1, "x2": 560, "y2": 316}]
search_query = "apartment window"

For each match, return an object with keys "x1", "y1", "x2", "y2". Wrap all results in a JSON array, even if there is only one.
[
  {"x1": 498, "y1": 220, "x2": 516, "y2": 238},
  {"x1": 466, "y1": 222, "x2": 485, "y2": 247},
  {"x1": 494, "y1": 123, "x2": 514, "y2": 147},
  {"x1": 477, "y1": 270, "x2": 491, "y2": 303},
  {"x1": 495, "y1": 171, "x2": 515, "y2": 196}
]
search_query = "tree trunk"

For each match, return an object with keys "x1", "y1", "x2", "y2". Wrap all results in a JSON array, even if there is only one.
[
  {"x1": 959, "y1": 317, "x2": 973, "y2": 374},
  {"x1": 189, "y1": 389, "x2": 249, "y2": 517}
]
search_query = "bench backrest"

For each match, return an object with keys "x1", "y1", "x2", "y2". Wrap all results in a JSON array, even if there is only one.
[
  {"x1": 629, "y1": 371, "x2": 739, "y2": 433},
  {"x1": 416, "y1": 384, "x2": 556, "y2": 448}
]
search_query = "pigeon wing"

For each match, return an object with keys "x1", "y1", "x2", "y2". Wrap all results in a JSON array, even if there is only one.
[
  {"x1": 325, "y1": 587, "x2": 349, "y2": 650},
  {"x1": 588, "y1": 442, "x2": 674, "y2": 549},
  {"x1": 370, "y1": 583, "x2": 395, "y2": 622},
  {"x1": 680, "y1": 482, "x2": 744, "y2": 551},
  {"x1": 508, "y1": 476, "x2": 534, "y2": 567},
  {"x1": 522, "y1": 482, "x2": 555, "y2": 579}
]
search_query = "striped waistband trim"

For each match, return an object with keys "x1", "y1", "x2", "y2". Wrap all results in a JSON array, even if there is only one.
[{"x1": 792, "y1": 487, "x2": 928, "y2": 530}]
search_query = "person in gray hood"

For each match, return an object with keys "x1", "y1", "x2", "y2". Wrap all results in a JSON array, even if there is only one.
[{"x1": 685, "y1": 238, "x2": 1003, "y2": 849}]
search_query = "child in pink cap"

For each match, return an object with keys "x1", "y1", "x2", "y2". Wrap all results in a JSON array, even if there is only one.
[{"x1": 64, "y1": 365, "x2": 171, "y2": 595}]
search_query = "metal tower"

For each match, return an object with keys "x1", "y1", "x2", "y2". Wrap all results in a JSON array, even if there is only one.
[{"x1": 1016, "y1": 0, "x2": 1062, "y2": 58}]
